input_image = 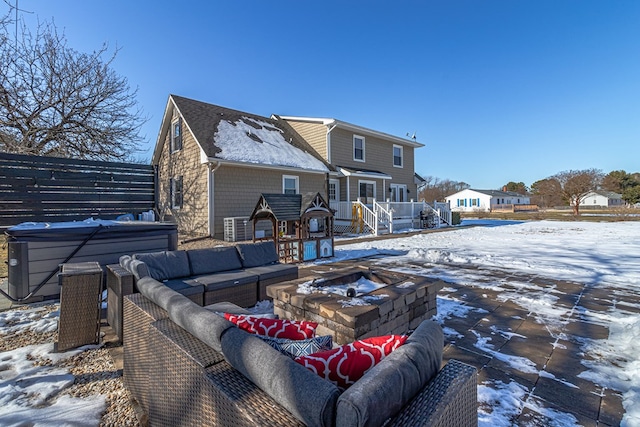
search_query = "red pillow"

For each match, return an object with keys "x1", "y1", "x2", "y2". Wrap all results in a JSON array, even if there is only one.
[
  {"x1": 295, "y1": 335, "x2": 407, "y2": 389},
  {"x1": 224, "y1": 314, "x2": 317, "y2": 340}
]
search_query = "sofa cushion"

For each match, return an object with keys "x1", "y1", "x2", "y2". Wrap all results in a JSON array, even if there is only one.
[
  {"x1": 136, "y1": 276, "x2": 189, "y2": 313},
  {"x1": 243, "y1": 263, "x2": 298, "y2": 281},
  {"x1": 220, "y1": 327, "x2": 340, "y2": 427},
  {"x1": 162, "y1": 278, "x2": 205, "y2": 297},
  {"x1": 188, "y1": 247, "x2": 243, "y2": 276},
  {"x1": 133, "y1": 250, "x2": 190, "y2": 281},
  {"x1": 296, "y1": 335, "x2": 407, "y2": 390},
  {"x1": 119, "y1": 255, "x2": 132, "y2": 270},
  {"x1": 236, "y1": 241, "x2": 279, "y2": 268},
  {"x1": 224, "y1": 314, "x2": 317, "y2": 339},
  {"x1": 128, "y1": 259, "x2": 150, "y2": 281},
  {"x1": 136, "y1": 276, "x2": 235, "y2": 353},
  {"x1": 195, "y1": 271, "x2": 258, "y2": 290},
  {"x1": 258, "y1": 335, "x2": 333, "y2": 359},
  {"x1": 204, "y1": 302, "x2": 252, "y2": 315},
  {"x1": 335, "y1": 320, "x2": 444, "y2": 427}
]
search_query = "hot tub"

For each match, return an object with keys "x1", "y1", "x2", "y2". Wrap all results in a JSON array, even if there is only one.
[{"x1": 5, "y1": 218, "x2": 178, "y2": 302}]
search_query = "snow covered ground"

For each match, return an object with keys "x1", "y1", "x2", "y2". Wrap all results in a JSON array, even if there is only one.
[
  {"x1": 1, "y1": 219, "x2": 638, "y2": 426},
  {"x1": 335, "y1": 219, "x2": 640, "y2": 426}
]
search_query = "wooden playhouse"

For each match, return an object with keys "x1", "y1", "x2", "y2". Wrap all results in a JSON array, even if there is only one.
[{"x1": 249, "y1": 192, "x2": 334, "y2": 263}]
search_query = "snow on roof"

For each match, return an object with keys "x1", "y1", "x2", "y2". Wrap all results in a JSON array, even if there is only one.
[{"x1": 214, "y1": 117, "x2": 329, "y2": 172}]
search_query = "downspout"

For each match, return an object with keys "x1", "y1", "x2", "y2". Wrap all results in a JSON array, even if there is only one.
[
  {"x1": 326, "y1": 122, "x2": 337, "y2": 164},
  {"x1": 208, "y1": 161, "x2": 221, "y2": 237}
]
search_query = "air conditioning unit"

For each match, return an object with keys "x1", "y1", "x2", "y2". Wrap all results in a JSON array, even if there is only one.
[{"x1": 224, "y1": 217, "x2": 253, "y2": 242}]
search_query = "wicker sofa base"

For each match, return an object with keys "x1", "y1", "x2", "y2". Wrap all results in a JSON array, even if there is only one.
[{"x1": 124, "y1": 293, "x2": 478, "y2": 427}]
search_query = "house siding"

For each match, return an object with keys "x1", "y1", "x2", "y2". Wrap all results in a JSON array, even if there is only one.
[
  {"x1": 283, "y1": 121, "x2": 328, "y2": 160},
  {"x1": 212, "y1": 165, "x2": 327, "y2": 239},
  {"x1": 157, "y1": 109, "x2": 209, "y2": 237},
  {"x1": 330, "y1": 128, "x2": 418, "y2": 201}
]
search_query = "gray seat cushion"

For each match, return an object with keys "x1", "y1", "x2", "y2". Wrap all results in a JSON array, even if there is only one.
[
  {"x1": 335, "y1": 320, "x2": 444, "y2": 427},
  {"x1": 188, "y1": 247, "x2": 243, "y2": 276},
  {"x1": 236, "y1": 241, "x2": 279, "y2": 268},
  {"x1": 162, "y1": 278, "x2": 205, "y2": 297},
  {"x1": 204, "y1": 302, "x2": 251, "y2": 315},
  {"x1": 221, "y1": 327, "x2": 340, "y2": 427},
  {"x1": 195, "y1": 271, "x2": 258, "y2": 290},
  {"x1": 133, "y1": 250, "x2": 190, "y2": 281},
  {"x1": 136, "y1": 276, "x2": 234, "y2": 353},
  {"x1": 243, "y1": 263, "x2": 298, "y2": 281},
  {"x1": 136, "y1": 276, "x2": 188, "y2": 313},
  {"x1": 127, "y1": 259, "x2": 150, "y2": 281}
]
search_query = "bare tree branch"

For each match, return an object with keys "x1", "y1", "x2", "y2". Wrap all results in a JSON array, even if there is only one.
[{"x1": 0, "y1": 17, "x2": 147, "y2": 161}]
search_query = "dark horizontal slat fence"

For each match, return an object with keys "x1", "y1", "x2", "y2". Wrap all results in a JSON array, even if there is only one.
[{"x1": 0, "y1": 152, "x2": 157, "y2": 228}]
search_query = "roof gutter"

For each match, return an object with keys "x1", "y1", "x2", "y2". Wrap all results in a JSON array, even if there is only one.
[{"x1": 204, "y1": 157, "x2": 329, "y2": 175}]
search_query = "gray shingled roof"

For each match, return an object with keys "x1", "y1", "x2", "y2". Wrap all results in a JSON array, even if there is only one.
[
  {"x1": 471, "y1": 189, "x2": 528, "y2": 198},
  {"x1": 251, "y1": 193, "x2": 303, "y2": 221},
  {"x1": 169, "y1": 95, "x2": 332, "y2": 170}
]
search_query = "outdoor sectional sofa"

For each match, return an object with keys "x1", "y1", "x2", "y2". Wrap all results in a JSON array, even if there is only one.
[
  {"x1": 107, "y1": 241, "x2": 298, "y2": 341},
  {"x1": 122, "y1": 273, "x2": 479, "y2": 426}
]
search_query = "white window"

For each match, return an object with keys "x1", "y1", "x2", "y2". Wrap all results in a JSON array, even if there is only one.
[
  {"x1": 353, "y1": 135, "x2": 365, "y2": 162},
  {"x1": 393, "y1": 145, "x2": 403, "y2": 168},
  {"x1": 171, "y1": 119, "x2": 182, "y2": 152},
  {"x1": 283, "y1": 175, "x2": 299, "y2": 195},
  {"x1": 170, "y1": 176, "x2": 183, "y2": 209}
]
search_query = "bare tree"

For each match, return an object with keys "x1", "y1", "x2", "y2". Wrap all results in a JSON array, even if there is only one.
[
  {"x1": 0, "y1": 15, "x2": 146, "y2": 161},
  {"x1": 418, "y1": 176, "x2": 470, "y2": 203},
  {"x1": 550, "y1": 169, "x2": 603, "y2": 215}
]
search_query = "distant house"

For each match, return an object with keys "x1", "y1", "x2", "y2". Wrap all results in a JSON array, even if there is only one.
[
  {"x1": 445, "y1": 189, "x2": 532, "y2": 212},
  {"x1": 579, "y1": 191, "x2": 624, "y2": 208}
]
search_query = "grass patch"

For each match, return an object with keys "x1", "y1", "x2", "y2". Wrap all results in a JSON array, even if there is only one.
[{"x1": 461, "y1": 208, "x2": 640, "y2": 222}]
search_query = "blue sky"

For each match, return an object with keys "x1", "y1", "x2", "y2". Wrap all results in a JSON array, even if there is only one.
[{"x1": 10, "y1": 1, "x2": 640, "y2": 189}]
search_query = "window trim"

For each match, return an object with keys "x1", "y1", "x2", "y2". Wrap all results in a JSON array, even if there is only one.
[
  {"x1": 282, "y1": 175, "x2": 299, "y2": 195},
  {"x1": 171, "y1": 119, "x2": 183, "y2": 152},
  {"x1": 392, "y1": 144, "x2": 403, "y2": 168},
  {"x1": 353, "y1": 135, "x2": 365, "y2": 162},
  {"x1": 170, "y1": 176, "x2": 183, "y2": 209},
  {"x1": 328, "y1": 178, "x2": 340, "y2": 201},
  {"x1": 390, "y1": 183, "x2": 407, "y2": 202},
  {"x1": 358, "y1": 179, "x2": 376, "y2": 203}
]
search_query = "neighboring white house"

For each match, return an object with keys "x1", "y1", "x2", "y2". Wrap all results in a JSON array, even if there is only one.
[
  {"x1": 579, "y1": 191, "x2": 624, "y2": 207},
  {"x1": 445, "y1": 189, "x2": 531, "y2": 212}
]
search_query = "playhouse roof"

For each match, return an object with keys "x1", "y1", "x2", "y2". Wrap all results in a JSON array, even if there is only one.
[{"x1": 249, "y1": 192, "x2": 332, "y2": 222}]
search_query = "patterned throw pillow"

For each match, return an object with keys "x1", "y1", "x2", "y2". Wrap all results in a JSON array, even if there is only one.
[
  {"x1": 295, "y1": 335, "x2": 408, "y2": 389},
  {"x1": 224, "y1": 314, "x2": 318, "y2": 340},
  {"x1": 258, "y1": 335, "x2": 333, "y2": 359}
]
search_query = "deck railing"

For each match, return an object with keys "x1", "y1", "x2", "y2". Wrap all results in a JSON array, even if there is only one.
[{"x1": 330, "y1": 200, "x2": 452, "y2": 235}]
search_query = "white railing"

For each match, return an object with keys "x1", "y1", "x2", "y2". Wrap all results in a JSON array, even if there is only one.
[
  {"x1": 432, "y1": 201, "x2": 452, "y2": 225},
  {"x1": 358, "y1": 201, "x2": 378, "y2": 235},
  {"x1": 329, "y1": 199, "x2": 452, "y2": 235},
  {"x1": 373, "y1": 200, "x2": 392, "y2": 234}
]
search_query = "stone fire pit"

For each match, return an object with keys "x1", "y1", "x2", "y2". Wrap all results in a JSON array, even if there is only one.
[{"x1": 267, "y1": 267, "x2": 444, "y2": 345}]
